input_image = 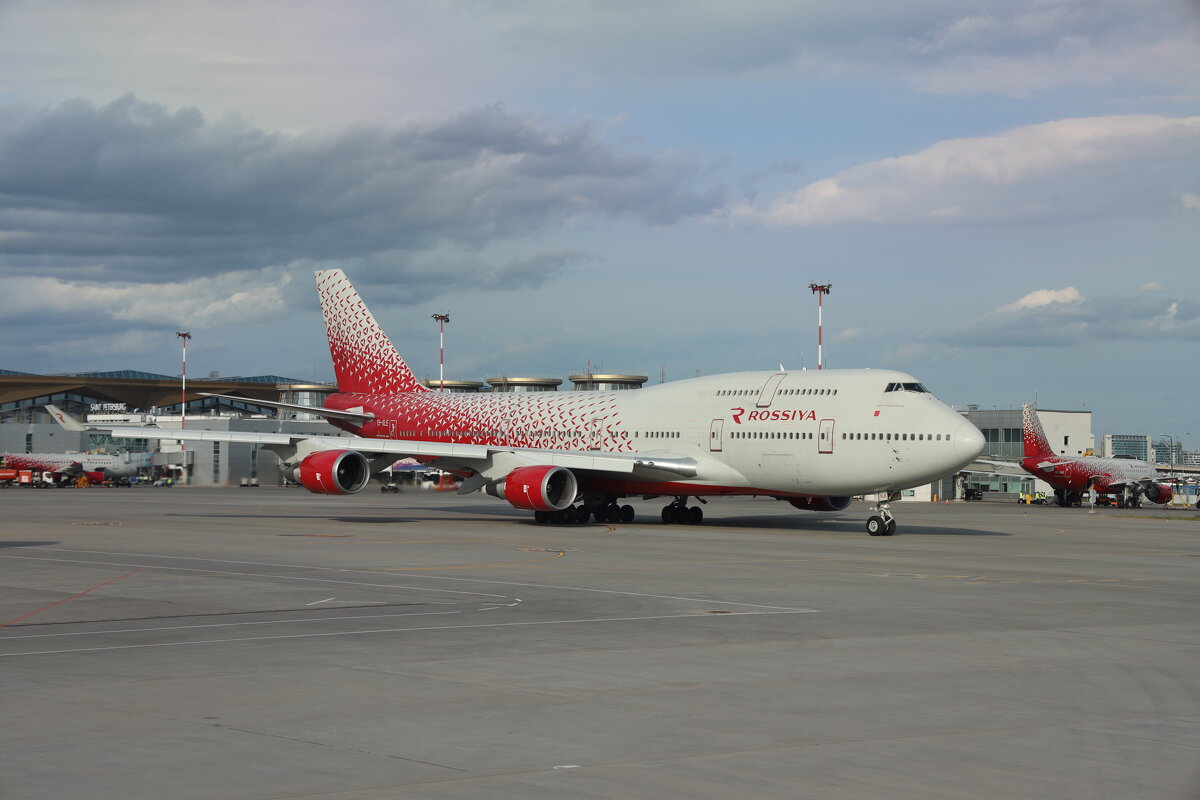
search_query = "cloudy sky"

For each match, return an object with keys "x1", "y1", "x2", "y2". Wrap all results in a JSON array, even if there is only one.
[{"x1": 0, "y1": 0, "x2": 1197, "y2": 439}]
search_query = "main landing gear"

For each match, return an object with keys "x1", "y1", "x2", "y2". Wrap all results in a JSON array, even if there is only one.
[
  {"x1": 532, "y1": 500, "x2": 635, "y2": 525},
  {"x1": 866, "y1": 492, "x2": 899, "y2": 536},
  {"x1": 661, "y1": 496, "x2": 704, "y2": 525}
]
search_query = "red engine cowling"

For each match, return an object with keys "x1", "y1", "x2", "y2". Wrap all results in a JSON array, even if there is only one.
[
  {"x1": 789, "y1": 496, "x2": 853, "y2": 512},
  {"x1": 289, "y1": 450, "x2": 371, "y2": 495},
  {"x1": 1143, "y1": 484, "x2": 1173, "y2": 504},
  {"x1": 501, "y1": 465, "x2": 578, "y2": 511}
]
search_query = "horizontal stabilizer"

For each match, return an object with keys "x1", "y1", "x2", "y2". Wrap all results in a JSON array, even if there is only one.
[{"x1": 197, "y1": 393, "x2": 375, "y2": 424}]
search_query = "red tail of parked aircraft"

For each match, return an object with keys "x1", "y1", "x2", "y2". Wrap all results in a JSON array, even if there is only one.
[{"x1": 1022, "y1": 402, "x2": 1054, "y2": 460}]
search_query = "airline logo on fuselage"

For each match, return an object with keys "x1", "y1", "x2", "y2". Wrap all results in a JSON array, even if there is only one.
[{"x1": 730, "y1": 407, "x2": 817, "y2": 424}]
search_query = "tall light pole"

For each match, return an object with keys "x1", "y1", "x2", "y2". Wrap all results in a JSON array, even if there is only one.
[
  {"x1": 809, "y1": 283, "x2": 832, "y2": 370},
  {"x1": 175, "y1": 331, "x2": 191, "y2": 429},
  {"x1": 431, "y1": 313, "x2": 450, "y2": 392},
  {"x1": 1159, "y1": 433, "x2": 1189, "y2": 474}
]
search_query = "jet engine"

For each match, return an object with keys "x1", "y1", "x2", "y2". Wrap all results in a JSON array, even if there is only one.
[
  {"x1": 789, "y1": 495, "x2": 853, "y2": 512},
  {"x1": 1143, "y1": 483, "x2": 1173, "y2": 504},
  {"x1": 286, "y1": 449, "x2": 372, "y2": 495},
  {"x1": 491, "y1": 465, "x2": 578, "y2": 511}
]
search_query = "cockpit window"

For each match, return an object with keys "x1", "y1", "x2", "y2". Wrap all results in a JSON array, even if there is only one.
[{"x1": 884, "y1": 382, "x2": 930, "y2": 393}]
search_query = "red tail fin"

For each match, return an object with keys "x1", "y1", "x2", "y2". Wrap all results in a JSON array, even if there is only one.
[
  {"x1": 315, "y1": 269, "x2": 428, "y2": 394},
  {"x1": 1022, "y1": 403, "x2": 1053, "y2": 458}
]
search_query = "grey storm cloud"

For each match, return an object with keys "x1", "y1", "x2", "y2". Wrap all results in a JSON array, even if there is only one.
[
  {"x1": 942, "y1": 289, "x2": 1200, "y2": 348},
  {"x1": 0, "y1": 94, "x2": 726, "y2": 282}
]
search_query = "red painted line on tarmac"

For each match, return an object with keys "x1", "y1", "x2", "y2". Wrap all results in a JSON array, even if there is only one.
[{"x1": 1, "y1": 567, "x2": 147, "y2": 628}]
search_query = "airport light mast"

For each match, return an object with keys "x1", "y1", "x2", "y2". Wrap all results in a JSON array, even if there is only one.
[
  {"x1": 1159, "y1": 433, "x2": 1189, "y2": 475},
  {"x1": 431, "y1": 313, "x2": 450, "y2": 392},
  {"x1": 809, "y1": 283, "x2": 832, "y2": 370},
  {"x1": 175, "y1": 331, "x2": 191, "y2": 428}
]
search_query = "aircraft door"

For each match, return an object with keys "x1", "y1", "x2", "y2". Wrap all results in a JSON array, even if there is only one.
[
  {"x1": 588, "y1": 418, "x2": 603, "y2": 451},
  {"x1": 818, "y1": 418, "x2": 835, "y2": 454},
  {"x1": 756, "y1": 373, "x2": 787, "y2": 408},
  {"x1": 709, "y1": 419, "x2": 724, "y2": 452}
]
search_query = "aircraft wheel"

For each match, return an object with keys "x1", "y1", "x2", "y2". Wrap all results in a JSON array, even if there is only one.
[
  {"x1": 688, "y1": 506, "x2": 703, "y2": 524},
  {"x1": 619, "y1": 504, "x2": 635, "y2": 523},
  {"x1": 575, "y1": 506, "x2": 590, "y2": 524},
  {"x1": 884, "y1": 519, "x2": 897, "y2": 536},
  {"x1": 866, "y1": 515, "x2": 887, "y2": 536},
  {"x1": 661, "y1": 506, "x2": 675, "y2": 524},
  {"x1": 549, "y1": 510, "x2": 564, "y2": 524},
  {"x1": 562, "y1": 507, "x2": 578, "y2": 524},
  {"x1": 534, "y1": 510, "x2": 548, "y2": 524}
]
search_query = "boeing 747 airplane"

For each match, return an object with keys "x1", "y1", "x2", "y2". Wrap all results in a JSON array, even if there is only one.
[{"x1": 49, "y1": 269, "x2": 984, "y2": 534}]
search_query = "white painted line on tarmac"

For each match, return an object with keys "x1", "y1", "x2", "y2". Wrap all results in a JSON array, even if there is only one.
[
  {"x1": 12, "y1": 547, "x2": 817, "y2": 613},
  {"x1": 1, "y1": 610, "x2": 464, "y2": 639},
  {"x1": 0, "y1": 609, "x2": 816, "y2": 658},
  {"x1": 0, "y1": 553, "x2": 510, "y2": 599}
]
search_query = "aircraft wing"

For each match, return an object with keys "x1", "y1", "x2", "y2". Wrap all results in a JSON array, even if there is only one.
[
  {"x1": 961, "y1": 460, "x2": 1025, "y2": 476},
  {"x1": 960, "y1": 467, "x2": 1024, "y2": 477},
  {"x1": 46, "y1": 405, "x2": 699, "y2": 482}
]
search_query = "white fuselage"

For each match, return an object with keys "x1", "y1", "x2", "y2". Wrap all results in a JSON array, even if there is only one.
[
  {"x1": 0, "y1": 453, "x2": 138, "y2": 478},
  {"x1": 349, "y1": 368, "x2": 983, "y2": 497}
]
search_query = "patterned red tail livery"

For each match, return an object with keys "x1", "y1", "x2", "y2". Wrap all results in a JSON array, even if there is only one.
[
  {"x1": 1021, "y1": 402, "x2": 1053, "y2": 459},
  {"x1": 316, "y1": 269, "x2": 428, "y2": 395}
]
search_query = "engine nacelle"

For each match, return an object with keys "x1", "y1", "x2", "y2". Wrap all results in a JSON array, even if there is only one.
[
  {"x1": 287, "y1": 449, "x2": 372, "y2": 495},
  {"x1": 1143, "y1": 483, "x2": 1173, "y2": 504},
  {"x1": 497, "y1": 465, "x2": 578, "y2": 511},
  {"x1": 789, "y1": 495, "x2": 853, "y2": 512}
]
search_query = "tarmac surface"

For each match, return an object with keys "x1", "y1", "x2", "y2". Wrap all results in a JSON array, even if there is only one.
[{"x1": 2, "y1": 486, "x2": 1198, "y2": 800}]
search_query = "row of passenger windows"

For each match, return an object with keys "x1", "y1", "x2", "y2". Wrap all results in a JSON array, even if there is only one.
[
  {"x1": 732, "y1": 431, "x2": 815, "y2": 439},
  {"x1": 727, "y1": 431, "x2": 956, "y2": 442},
  {"x1": 396, "y1": 429, "x2": 679, "y2": 440},
  {"x1": 716, "y1": 388, "x2": 838, "y2": 397},
  {"x1": 842, "y1": 432, "x2": 952, "y2": 441}
]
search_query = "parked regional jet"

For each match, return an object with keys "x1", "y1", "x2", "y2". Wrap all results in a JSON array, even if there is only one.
[
  {"x1": 48, "y1": 269, "x2": 984, "y2": 534},
  {"x1": 0, "y1": 452, "x2": 141, "y2": 484},
  {"x1": 979, "y1": 403, "x2": 1174, "y2": 508}
]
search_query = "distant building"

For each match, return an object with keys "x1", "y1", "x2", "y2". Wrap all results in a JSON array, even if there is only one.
[
  {"x1": 487, "y1": 376, "x2": 562, "y2": 392},
  {"x1": 1152, "y1": 439, "x2": 1182, "y2": 465},
  {"x1": 0, "y1": 370, "x2": 325, "y2": 424},
  {"x1": 1103, "y1": 434, "x2": 1152, "y2": 461},
  {"x1": 568, "y1": 373, "x2": 648, "y2": 391},
  {"x1": 419, "y1": 379, "x2": 486, "y2": 393}
]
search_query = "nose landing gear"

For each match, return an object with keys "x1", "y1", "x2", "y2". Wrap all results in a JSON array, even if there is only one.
[{"x1": 866, "y1": 492, "x2": 899, "y2": 536}]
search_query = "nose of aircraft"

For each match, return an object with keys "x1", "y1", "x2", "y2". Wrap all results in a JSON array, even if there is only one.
[{"x1": 954, "y1": 419, "x2": 985, "y2": 465}]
